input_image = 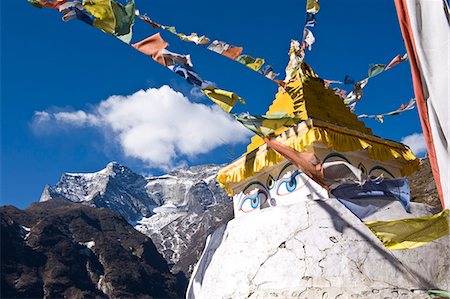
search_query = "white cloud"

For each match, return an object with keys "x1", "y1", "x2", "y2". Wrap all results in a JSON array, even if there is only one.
[
  {"x1": 401, "y1": 132, "x2": 427, "y2": 156},
  {"x1": 33, "y1": 111, "x2": 51, "y2": 123},
  {"x1": 32, "y1": 86, "x2": 251, "y2": 168},
  {"x1": 54, "y1": 111, "x2": 100, "y2": 127}
]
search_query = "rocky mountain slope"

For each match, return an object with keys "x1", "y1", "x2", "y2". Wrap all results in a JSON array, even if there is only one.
[
  {"x1": 1, "y1": 198, "x2": 185, "y2": 298},
  {"x1": 40, "y1": 162, "x2": 233, "y2": 276},
  {"x1": 407, "y1": 157, "x2": 442, "y2": 208}
]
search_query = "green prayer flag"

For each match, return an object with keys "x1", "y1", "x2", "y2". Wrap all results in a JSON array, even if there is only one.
[
  {"x1": 368, "y1": 64, "x2": 386, "y2": 78},
  {"x1": 111, "y1": 0, "x2": 135, "y2": 43},
  {"x1": 234, "y1": 112, "x2": 300, "y2": 137}
]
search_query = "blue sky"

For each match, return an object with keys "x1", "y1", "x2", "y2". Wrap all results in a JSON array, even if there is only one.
[{"x1": 1, "y1": 0, "x2": 426, "y2": 208}]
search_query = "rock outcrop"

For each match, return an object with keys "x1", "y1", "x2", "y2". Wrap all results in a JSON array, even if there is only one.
[{"x1": 1, "y1": 199, "x2": 185, "y2": 298}]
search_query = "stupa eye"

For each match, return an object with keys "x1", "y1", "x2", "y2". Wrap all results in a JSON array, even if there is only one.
[
  {"x1": 276, "y1": 170, "x2": 305, "y2": 196},
  {"x1": 240, "y1": 190, "x2": 268, "y2": 213}
]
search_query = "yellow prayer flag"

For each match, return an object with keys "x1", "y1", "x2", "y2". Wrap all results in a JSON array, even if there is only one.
[
  {"x1": 83, "y1": 0, "x2": 116, "y2": 34},
  {"x1": 364, "y1": 209, "x2": 449, "y2": 250},
  {"x1": 201, "y1": 87, "x2": 245, "y2": 113},
  {"x1": 246, "y1": 58, "x2": 265, "y2": 71},
  {"x1": 306, "y1": 0, "x2": 320, "y2": 13}
]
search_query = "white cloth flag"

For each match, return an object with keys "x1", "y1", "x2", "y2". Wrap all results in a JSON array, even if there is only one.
[{"x1": 396, "y1": 0, "x2": 450, "y2": 209}]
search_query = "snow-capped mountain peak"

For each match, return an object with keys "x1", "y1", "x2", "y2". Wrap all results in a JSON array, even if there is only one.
[
  {"x1": 39, "y1": 162, "x2": 233, "y2": 275},
  {"x1": 40, "y1": 162, "x2": 156, "y2": 220}
]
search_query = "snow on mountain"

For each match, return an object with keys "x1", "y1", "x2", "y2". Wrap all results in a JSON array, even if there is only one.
[
  {"x1": 40, "y1": 162, "x2": 157, "y2": 221},
  {"x1": 40, "y1": 162, "x2": 233, "y2": 276}
]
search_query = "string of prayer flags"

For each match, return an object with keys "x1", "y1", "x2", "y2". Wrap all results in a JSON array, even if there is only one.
[
  {"x1": 178, "y1": 32, "x2": 210, "y2": 45},
  {"x1": 234, "y1": 112, "x2": 301, "y2": 137},
  {"x1": 236, "y1": 55, "x2": 265, "y2": 71},
  {"x1": 135, "y1": 13, "x2": 279, "y2": 81},
  {"x1": 368, "y1": 63, "x2": 386, "y2": 78},
  {"x1": 160, "y1": 24, "x2": 211, "y2": 45},
  {"x1": 297, "y1": 0, "x2": 320, "y2": 71},
  {"x1": 131, "y1": 32, "x2": 168, "y2": 65},
  {"x1": 358, "y1": 98, "x2": 416, "y2": 123},
  {"x1": 343, "y1": 78, "x2": 368, "y2": 105},
  {"x1": 201, "y1": 87, "x2": 246, "y2": 113},
  {"x1": 28, "y1": 0, "x2": 248, "y2": 114},
  {"x1": 207, "y1": 40, "x2": 243, "y2": 60},
  {"x1": 137, "y1": 13, "x2": 161, "y2": 28},
  {"x1": 385, "y1": 53, "x2": 408, "y2": 70},
  {"x1": 325, "y1": 53, "x2": 409, "y2": 107}
]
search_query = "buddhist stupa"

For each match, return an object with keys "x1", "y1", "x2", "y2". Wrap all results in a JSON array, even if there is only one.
[{"x1": 217, "y1": 59, "x2": 419, "y2": 217}]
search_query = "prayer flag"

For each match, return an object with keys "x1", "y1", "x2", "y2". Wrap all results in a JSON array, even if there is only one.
[
  {"x1": 236, "y1": 55, "x2": 265, "y2": 71},
  {"x1": 305, "y1": 12, "x2": 316, "y2": 27},
  {"x1": 178, "y1": 33, "x2": 210, "y2": 45},
  {"x1": 83, "y1": 0, "x2": 115, "y2": 34},
  {"x1": 364, "y1": 209, "x2": 449, "y2": 250},
  {"x1": 168, "y1": 64, "x2": 209, "y2": 89},
  {"x1": 306, "y1": 0, "x2": 320, "y2": 13},
  {"x1": 368, "y1": 64, "x2": 386, "y2": 78},
  {"x1": 111, "y1": 0, "x2": 135, "y2": 43},
  {"x1": 131, "y1": 33, "x2": 168, "y2": 65},
  {"x1": 332, "y1": 178, "x2": 411, "y2": 220},
  {"x1": 201, "y1": 87, "x2": 245, "y2": 113},
  {"x1": 385, "y1": 53, "x2": 408, "y2": 70},
  {"x1": 235, "y1": 112, "x2": 300, "y2": 137},
  {"x1": 343, "y1": 75, "x2": 355, "y2": 85},
  {"x1": 303, "y1": 28, "x2": 315, "y2": 51},
  {"x1": 161, "y1": 49, "x2": 192, "y2": 67}
]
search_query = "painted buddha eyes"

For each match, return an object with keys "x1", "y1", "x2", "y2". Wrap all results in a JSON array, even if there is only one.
[
  {"x1": 240, "y1": 182, "x2": 269, "y2": 213},
  {"x1": 276, "y1": 170, "x2": 303, "y2": 196},
  {"x1": 240, "y1": 190, "x2": 268, "y2": 213}
]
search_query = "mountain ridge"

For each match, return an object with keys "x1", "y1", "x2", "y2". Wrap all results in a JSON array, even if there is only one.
[{"x1": 39, "y1": 162, "x2": 233, "y2": 276}]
